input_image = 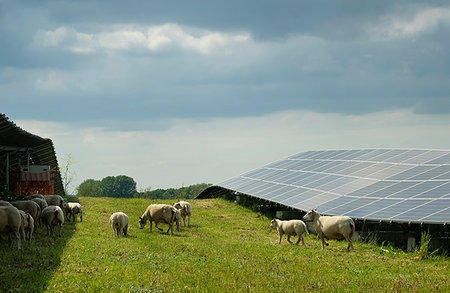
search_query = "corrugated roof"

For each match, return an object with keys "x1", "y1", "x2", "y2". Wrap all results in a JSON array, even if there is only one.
[{"x1": 0, "y1": 113, "x2": 64, "y2": 195}]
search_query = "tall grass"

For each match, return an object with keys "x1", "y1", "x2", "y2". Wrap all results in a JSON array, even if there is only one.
[{"x1": 1, "y1": 197, "x2": 449, "y2": 292}]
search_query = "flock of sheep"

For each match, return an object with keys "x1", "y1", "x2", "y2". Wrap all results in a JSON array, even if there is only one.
[
  {"x1": 110, "y1": 200, "x2": 192, "y2": 237},
  {"x1": 271, "y1": 209, "x2": 355, "y2": 251},
  {"x1": 1, "y1": 195, "x2": 355, "y2": 252},
  {"x1": 0, "y1": 194, "x2": 82, "y2": 250}
]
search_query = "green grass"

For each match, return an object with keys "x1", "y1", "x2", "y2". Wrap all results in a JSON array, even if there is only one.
[{"x1": 1, "y1": 197, "x2": 449, "y2": 292}]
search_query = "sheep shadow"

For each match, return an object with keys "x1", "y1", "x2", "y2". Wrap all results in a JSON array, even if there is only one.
[{"x1": 0, "y1": 219, "x2": 77, "y2": 291}]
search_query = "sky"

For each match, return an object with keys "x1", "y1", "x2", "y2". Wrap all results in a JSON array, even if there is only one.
[{"x1": 1, "y1": 1, "x2": 450, "y2": 193}]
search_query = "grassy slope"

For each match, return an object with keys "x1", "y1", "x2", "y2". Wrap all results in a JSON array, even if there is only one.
[{"x1": 0, "y1": 197, "x2": 448, "y2": 292}]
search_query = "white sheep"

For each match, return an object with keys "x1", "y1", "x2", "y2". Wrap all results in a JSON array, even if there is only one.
[
  {"x1": 44, "y1": 195, "x2": 65, "y2": 209},
  {"x1": 303, "y1": 209, "x2": 355, "y2": 251},
  {"x1": 270, "y1": 218, "x2": 308, "y2": 245},
  {"x1": 109, "y1": 212, "x2": 129, "y2": 237},
  {"x1": 41, "y1": 206, "x2": 64, "y2": 237},
  {"x1": 10, "y1": 200, "x2": 40, "y2": 228},
  {"x1": 0, "y1": 206, "x2": 22, "y2": 250},
  {"x1": 173, "y1": 200, "x2": 192, "y2": 227},
  {"x1": 64, "y1": 202, "x2": 83, "y2": 222},
  {"x1": 0, "y1": 200, "x2": 13, "y2": 207},
  {"x1": 18, "y1": 210, "x2": 34, "y2": 241},
  {"x1": 139, "y1": 204, "x2": 179, "y2": 235}
]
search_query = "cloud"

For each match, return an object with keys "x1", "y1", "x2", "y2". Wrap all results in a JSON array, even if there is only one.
[
  {"x1": 33, "y1": 24, "x2": 251, "y2": 55},
  {"x1": 16, "y1": 108, "x2": 450, "y2": 191},
  {"x1": 367, "y1": 7, "x2": 450, "y2": 40}
]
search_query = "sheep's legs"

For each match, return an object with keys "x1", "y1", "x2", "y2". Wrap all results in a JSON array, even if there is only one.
[
  {"x1": 296, "y1": 234, "x2": 305, "y2": 245},
  {"x1": 345, "y1": 236, "x2": 354, "y2": 251},
  {"x1": 287, "y1": 235, "x2": 293, "y2": 244}
]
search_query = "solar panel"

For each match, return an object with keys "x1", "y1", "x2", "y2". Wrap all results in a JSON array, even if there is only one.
[{"x1": 214, "y1": 149, "x2": 450, "y2": 224}]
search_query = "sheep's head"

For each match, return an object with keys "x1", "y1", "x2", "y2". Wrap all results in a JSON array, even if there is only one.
[
  {"x1": 270, "y1": 218, "x2": 278, "y2": 229},
  {"x1": 138, "y1": 217, "x2": 146, "y2": 229},
  {"x1": 303, "y1": 209, "x2": 317, "y2": 221}
]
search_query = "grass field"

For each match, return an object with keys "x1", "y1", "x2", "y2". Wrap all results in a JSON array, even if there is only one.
[{"x1": 1, "y1": 197, "x2": 449, "y2": 292}]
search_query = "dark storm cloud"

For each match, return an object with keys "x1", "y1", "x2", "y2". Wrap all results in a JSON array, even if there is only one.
[{"x1": 1, "y1": 0, "x2": 450, "y2": 127}]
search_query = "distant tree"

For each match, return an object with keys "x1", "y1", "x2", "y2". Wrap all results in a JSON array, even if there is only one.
[
  {"x1": 101, "y1": 175, "x2": 136, "y2": 198},
  {"x1": 76, "y1": 179, "x2": 102, "y2": 197}
]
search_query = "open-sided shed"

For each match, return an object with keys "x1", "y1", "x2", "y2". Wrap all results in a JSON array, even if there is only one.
[{"x1": 0, "y1": 113, "x2": 64, "y2": 197}]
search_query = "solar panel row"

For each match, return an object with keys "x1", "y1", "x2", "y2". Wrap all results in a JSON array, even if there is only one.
[{"x1": 218, "y1": 149, "x2": 450, "y2": 224}]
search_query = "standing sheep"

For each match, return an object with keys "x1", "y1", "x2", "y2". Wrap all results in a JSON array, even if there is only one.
[
  {"x1": 41, "y1": 206, "x2": 64, "y2": 237},
  {"x1": 139, "y1": 204, "x2": 179, "y2": 235},
  {"x1": 18, "y1": 210, "x2": 34, "y2": 241},
  {"x1": 64, "y1": 202, "x2": 83, "y2": 222},
  {"x1": 44, "y1": 195, "x2": 65, "y2": 209},
  {"x1": 303, "y1": 209, "x2": 355, "y2": 251},
  {"x1": 173, "y1": 200, "x2": 192, "y2": 227},
  {"x1": 270, "y1": 218, "x2": 308, "y2": 245},
  {"x1": 0, "y1": 206, "x2": 22, "y2": 250},
  {"x1": 10, "y1": 200, "x2": 40, "y2": 228},
  {"x1": 110, "y1": 212, "x2": 128, "y2": 237}
]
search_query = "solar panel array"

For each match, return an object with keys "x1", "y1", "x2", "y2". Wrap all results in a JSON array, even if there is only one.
[{"x1": 218, "y1": 149, "x2": 450, "y2": 224}]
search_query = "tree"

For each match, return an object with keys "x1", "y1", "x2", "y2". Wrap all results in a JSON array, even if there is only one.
[
  {"x1": 100, "y1": 175, "x2": 136, "y2": 198},
  {"x1": 59, "y1": 154, "x2": 76, "y2": 195},
  {"x1": 76, "y1": 179, "x2": 101, "y2": 197}
]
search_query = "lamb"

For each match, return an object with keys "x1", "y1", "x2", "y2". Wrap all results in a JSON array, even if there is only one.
[
  {"x1": 173, "y1": 200, "x2": 192, "y2": 227},
  {"x1": 64, "y1": 202, "x2": 83, "y2": 222},
  {"x1": 18, "y1": 210, "x2": 34, "y2": 240},
  {"x1": 10, "y1": 200, "x2": 40, "y2": 227},
  {"x1": 139, "y1": 204, "x2": 179, "y2": 235},
  {"x1": 303, "y1": 209, "x2": 355, "y2": 251},
  {"x1": 0, "y1": 206, "x2": 22, "y2": 250},
  {"x1": 270, "y1": 218, "x2": 308, "y2": 245},
  {"x1": 109, "y1": 212, "x2": 128, "y2": 237},
  {"x1": 41, "y1": 206, "x2": 64, "y2": 237},
  {"x1": 44, "y1": 195, "x2": 65, "y2": 209}
]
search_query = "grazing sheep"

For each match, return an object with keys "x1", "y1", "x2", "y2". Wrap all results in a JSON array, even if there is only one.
[
  {"x1": 270, "y1": 218, "x2": 308, "y2": 245},
  {"x1": 41, "y1": 206, "x2": 64, "y2": 237},
  {"x1": 18, "y1": 210, "x2": 34, "y2": 241},
  {"x1": 109, "y1": 212, "x2": 129, "y2": 237},
  {"x1": 303, "y1": 209, "x2": 355, "y2": 251},
  {"x1": 64, "y1": 202, "x2": 83, "y2": 222},
  {"x1": 10, "y1": 200, "x2": 40, "y2": 227},
  {"x1": 29, "y1": 198, "x2": 48, "y2": 227},
  {"x1": 139, "y1": 204, "x2": 179, "y2": 235},
  {"x1": 0, "y1": 200, "x2": 13, "y2": 207},
  {"x1": 44, "y1": 195, "x2": 65, "y2": 209},
  {"x1": 30, "y1": 194, "x2": 45, "y2": 200},
  {"x1": 173, "y1": 200, "x2": 192, "y2": 227},
  {"x1": 0, "y1": 206, "x2": 22, "y2": 250}
]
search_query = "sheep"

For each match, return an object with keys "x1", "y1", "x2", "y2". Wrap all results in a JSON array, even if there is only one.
[
  {"x1": 173, "y1": 200, "x2": 192, "y2": 227},
  {"x1": 10, "y1": 200, "x2": 40, "y2": 227},
  {"x1": 29, "y1": 198, "x2": 48, "y2": 227},
  {"x1": 30, "y1": 194, "x2": 45, "y2": 200},
  {"x1": 303, "y1": 209, "x2": 355, "y2": 251},
  {"x1": 0, "y1": 200, "x2": 13, "y2": 207},
  {"x1": 0, "y1": 206, "x2": 22, "y2": 250},
  {"x1": 109, "y1": 212, "x2": 129, "y2": 237},
  {"x1": 139, "y1": 204, "x2": 179, "y2": 235},
  {"x1": 41, "y1": 206, "x2": 64, "y2": 237},
  {"x1": 18, "y1": 210, "x2": 34, "y2": 241},
  {"x1": 64, "y1": 202, "x2": 83, "y2": 222},
  {"x1": 44, "y1": 195, "x2": 65, "y2": 209},
  {"x1": 270, "y1": 218, "x2": 308, "y2": 245}
]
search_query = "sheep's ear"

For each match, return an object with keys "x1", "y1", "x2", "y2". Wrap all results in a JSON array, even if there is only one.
[{"x1": 314, "y1": 208, "x2": 317, "y2": 211}]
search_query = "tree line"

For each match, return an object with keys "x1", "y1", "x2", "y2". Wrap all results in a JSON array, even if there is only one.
[{"x1": 76, "y1": 175, "x2": 211, "y2": 199}]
